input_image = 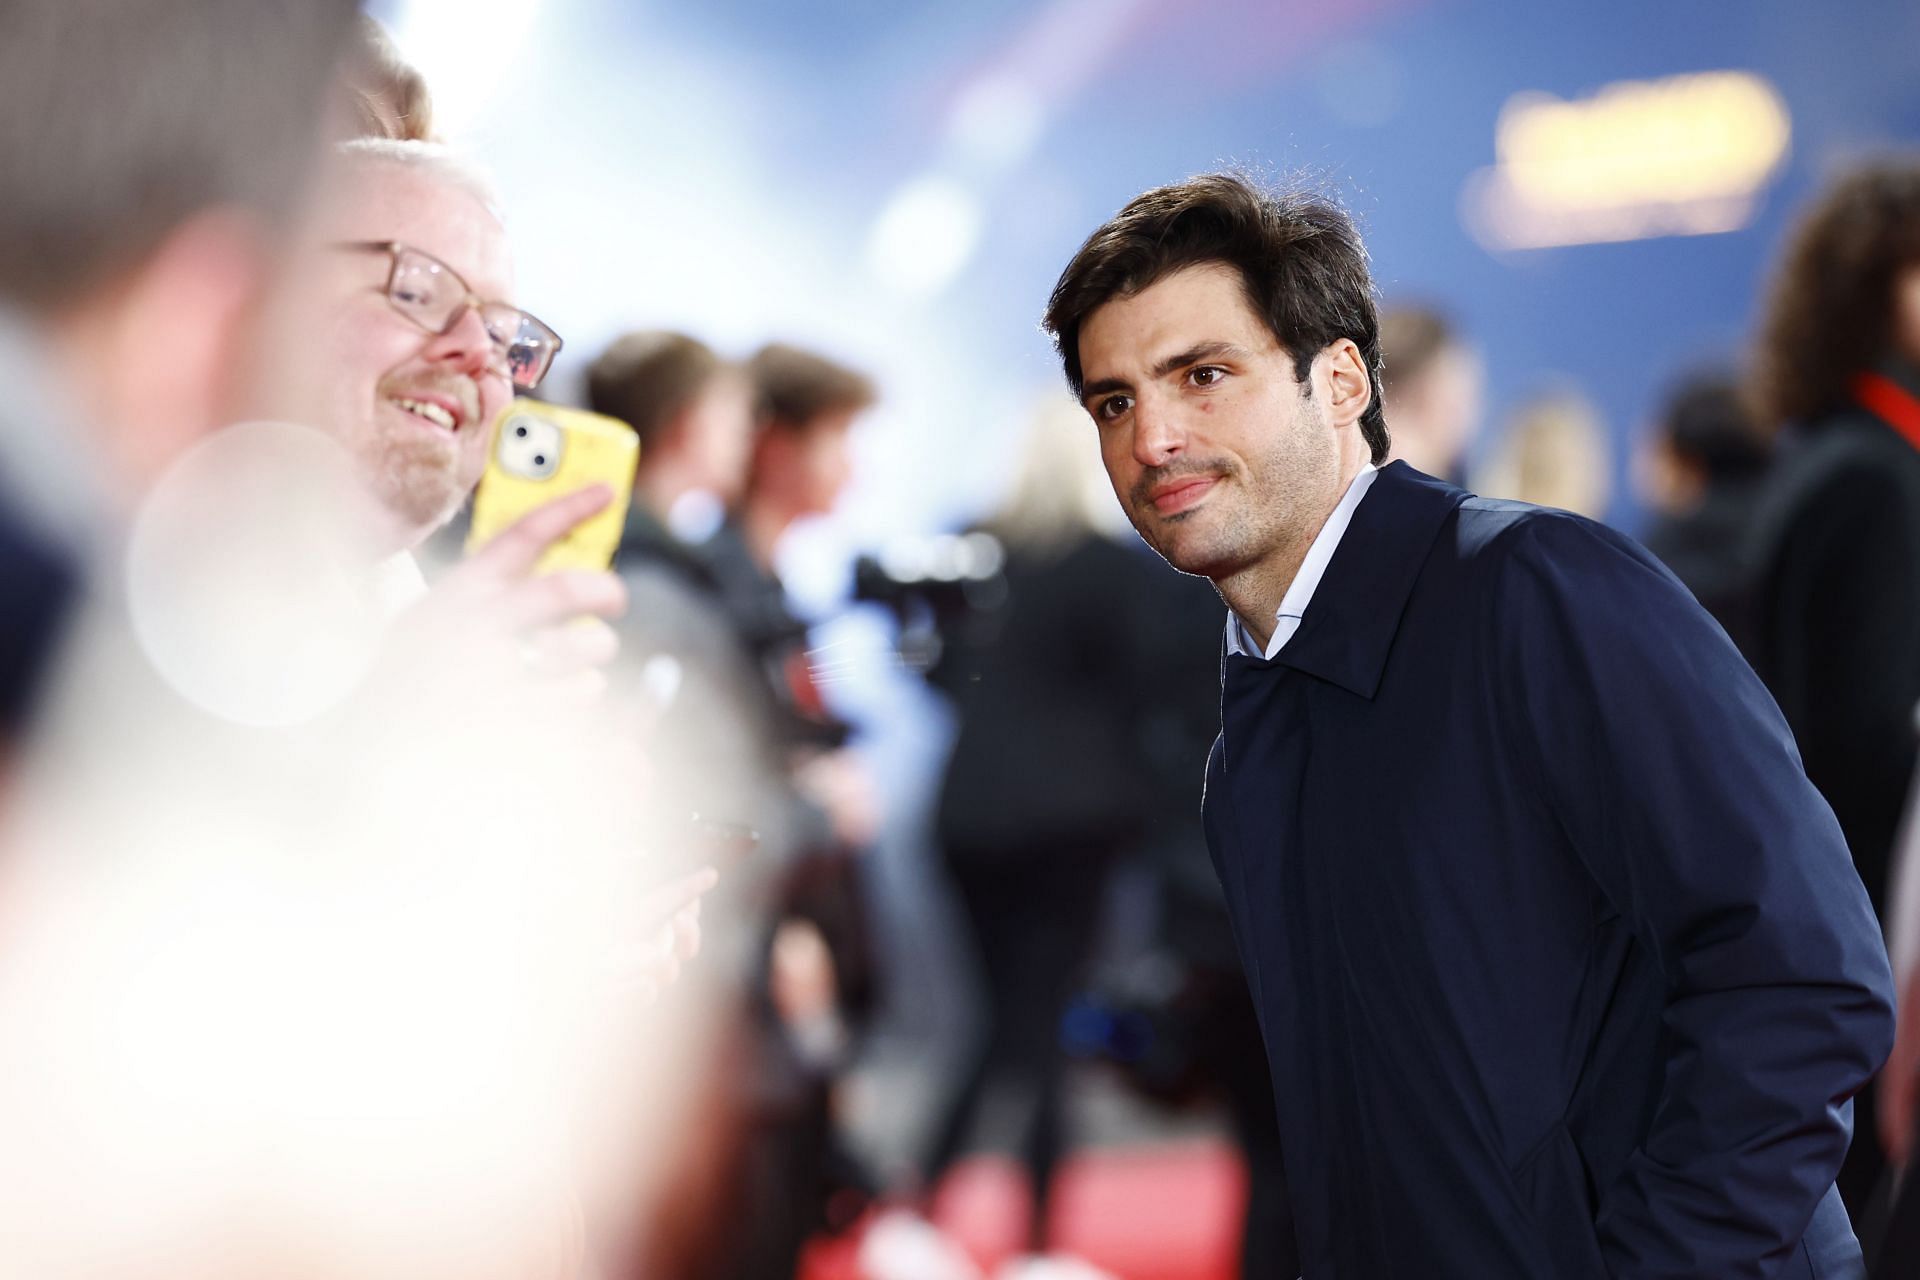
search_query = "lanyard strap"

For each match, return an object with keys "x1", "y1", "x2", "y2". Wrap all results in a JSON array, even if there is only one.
[{"x1": 1852, "y1": 371, "x2": 1920, "y2": 453}]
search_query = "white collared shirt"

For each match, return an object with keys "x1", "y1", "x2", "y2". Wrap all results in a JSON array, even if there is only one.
[{"x1": 1225, "y1": 463, "x2": 1379, "y2": 660}]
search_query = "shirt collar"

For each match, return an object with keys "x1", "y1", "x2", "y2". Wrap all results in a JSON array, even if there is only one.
[
  {"x1": 1226, "y1": 463, "x2": 1379, "y2": 659},
  {"x1": 1260, "y1": 461, "x2": 1470, "y2": 698}
]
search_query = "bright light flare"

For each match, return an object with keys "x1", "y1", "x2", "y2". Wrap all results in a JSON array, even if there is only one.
[
  {"x1": 865, "y1": 175, "x2": 986, "y2": 299},
  {"x1": 1463, "y1": 70, "x2": 1792, "y2": 251}
]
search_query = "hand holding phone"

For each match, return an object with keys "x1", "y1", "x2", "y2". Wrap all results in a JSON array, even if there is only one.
[{"x1": 467, "y1": 399, "x2": 638, "y2": 575}]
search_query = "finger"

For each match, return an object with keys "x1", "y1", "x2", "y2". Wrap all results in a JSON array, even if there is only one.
[
  {"x1": 499, "y1": 570, "x2": 628, "y2": 630},
  {"x1": 526, "y1": 617, "x2": 621, "y2": 674},
  {"x1": 672, "y1": 907, "x2": 702, "y2": 963},
  {"x1": 636, "y1": 868, "x2": 720, "y2": 929},
  {"x1": 466, "y1": 484, "x2": 614, "y2": 579}
]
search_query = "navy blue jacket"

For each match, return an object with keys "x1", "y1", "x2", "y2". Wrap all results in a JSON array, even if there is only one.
[{"x1": 1204, "y1": 463, "x2": 1895, "y2": 1279}]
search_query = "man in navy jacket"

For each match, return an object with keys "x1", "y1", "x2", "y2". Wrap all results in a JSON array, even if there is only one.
[{"x1": 1041, "y1": 173, "x2": 1895, "y2": 1279}]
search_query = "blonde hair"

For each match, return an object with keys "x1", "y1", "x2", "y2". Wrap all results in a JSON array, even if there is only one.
[
  {"x1": 343, "y1": 17, "x2": 435, "y2": 143},
  {"x1": 332, "y1": 138, "x2": 501, "y2": 217},
  {"x1": 988, "y1": 394, "x2": 1130, "y2": 555},
  {"x1": 1475, "y1": 390, "x2": 1612, "y2": 518}
]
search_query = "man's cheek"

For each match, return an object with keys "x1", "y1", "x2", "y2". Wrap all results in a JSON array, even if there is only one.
[{"x1": 458, "y1": 427, "x2": 491, "y2": 493}]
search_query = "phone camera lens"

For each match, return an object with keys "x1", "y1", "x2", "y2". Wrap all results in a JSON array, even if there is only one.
[
  {"x1": 533, "y1": 454, "x2": 546, "y2": 466},
  {"x1": 514, "y1": 424, "x2": 528, "y2": 438}
]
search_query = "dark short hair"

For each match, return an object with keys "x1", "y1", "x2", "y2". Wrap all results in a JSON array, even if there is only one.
[
  {"x1": 0, "y1": 0, "x2": 359, "y2": 311},
  {"x1": 747, "y1": 343, "x2": 877, "y2": 432},
  {"x1": 1754, "y1": 158, "x2": 1920, "y2": 432},
  {"x1": 1659, "y1": 371, "x2": 1771, "y2": 478},
  {"x1": 1042, "y1": 172, "x2": 1389, "y2": 465},
  {"x1": 587, "y1": 330, "x2": 726, "y2": 452}
]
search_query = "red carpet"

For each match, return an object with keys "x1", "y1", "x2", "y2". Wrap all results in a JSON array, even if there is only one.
[{"x1": 801, "y1": 1141, "x2": 1245, "y2": 1280}]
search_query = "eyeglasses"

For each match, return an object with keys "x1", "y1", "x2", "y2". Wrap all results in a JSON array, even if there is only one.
[{"x1": 336, "y1": 240, "x2": 562, "y2": 393}]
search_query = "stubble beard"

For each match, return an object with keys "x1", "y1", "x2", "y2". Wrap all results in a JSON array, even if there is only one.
[
  {"x1": 1132, "y1": 396, "x2": 1338, "y2": 588},
  {"x1": 1127, "y1": 458, "x2": 1249, "y2": 580},
  {"x1": 365, "y1": 425, "x2": 465, "y2": 546}
]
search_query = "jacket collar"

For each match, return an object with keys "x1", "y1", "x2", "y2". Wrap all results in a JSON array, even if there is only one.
[{"x1": 1253, "y1": 460, "x2": 1467, "y2": 699}]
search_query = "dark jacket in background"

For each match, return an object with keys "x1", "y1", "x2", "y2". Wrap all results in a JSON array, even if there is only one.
[
  {"x1": 1208, "y1": 462, "x2": 1893, "y2": 1279},
  {"x1": 1641, "y1": 475, "x2": 1767, "y2": 647},
  {"x1": 933, "y1": 532, "x2": 1177, "y2": 862},
  {"x1": 1747, "y1": 377, "x2": 1920, "y2": 927},
  {"x1": 1743, "y1": 365, "x2": 1920, "y2": 1218}
]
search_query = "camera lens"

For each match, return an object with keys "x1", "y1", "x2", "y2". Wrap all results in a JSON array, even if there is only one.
[
  {"x1": 514, "y1": 424, "x2": 528, "y2": 438},
  {"x1": 533, "y1": 454, "x2": 546, "y2": 466}
]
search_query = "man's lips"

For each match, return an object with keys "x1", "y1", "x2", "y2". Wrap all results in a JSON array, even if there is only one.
[
  {"x1": 1146, "y1": 475, "x2": 1218, "y2": 516},
  {"x1": 386, "y1": 391, "x2": 469, "y2": 434}
]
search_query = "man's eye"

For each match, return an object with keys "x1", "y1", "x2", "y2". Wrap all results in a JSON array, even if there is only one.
[
  {"x1": 1191, "y1": 366, "x2": 1225, "y2": 386},
  {"x1": 1097, "y1": 395, "x2": 1132, "y2": 421}
]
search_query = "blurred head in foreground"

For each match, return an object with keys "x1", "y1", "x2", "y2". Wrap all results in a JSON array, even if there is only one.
[{"x1": 0, "y1": 0, "x2": 360, "y2": 503}]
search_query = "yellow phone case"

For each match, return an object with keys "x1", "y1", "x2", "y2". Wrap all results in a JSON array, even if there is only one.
[{"x1": 465, "y1": 398, "x2": 639, "y2": 574}]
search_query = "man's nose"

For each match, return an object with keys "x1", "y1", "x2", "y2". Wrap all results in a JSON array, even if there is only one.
[
  {"x1": 423, "y1": 304, "x2": 495, "y2": 378},
  {"x1": 1131, "y1": 391, "x2": 1186, "y2": 468}
]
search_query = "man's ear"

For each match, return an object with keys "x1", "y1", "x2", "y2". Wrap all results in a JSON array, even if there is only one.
[
  {"x1": 1319, "y1": 338, "x2": 1373, "y2": 431},
  {"x1": 82, "y1": 208, "x2": 274, "y2": 495}
]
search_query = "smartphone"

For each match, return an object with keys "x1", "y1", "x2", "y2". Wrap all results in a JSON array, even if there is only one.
[{"x1": 465, "y1": 398, "x2": 639, "y2": 573}]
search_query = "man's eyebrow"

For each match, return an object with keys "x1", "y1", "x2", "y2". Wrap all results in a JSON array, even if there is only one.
[
  {"x1": 1080, "y1": 341, "x2": 1255, "y2": 407},
  {"x1": 1151, "y1": 341, "x2": 1251, "y2": 379}
]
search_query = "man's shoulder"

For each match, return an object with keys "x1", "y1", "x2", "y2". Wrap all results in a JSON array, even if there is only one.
[{"x1": 1447, "y1": 497, "x2": 1648, "y2": 581}]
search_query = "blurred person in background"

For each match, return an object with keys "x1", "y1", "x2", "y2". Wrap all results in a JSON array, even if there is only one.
[
  {"x1": 0, "y1": 0, "x2": 357, "y2": 773},
  {"x1": 1635, "y1": 371, "x2": 1772, "y2": 641},
  {"x1": 627, "y1": 341, "x2": 886, "y2": 1280},
  {"x1": 1044, "y1": 171, "x2": 1893, "y2": 1280},
  {"x1": 1472, "y1": 387, "x2": 1613, "y2": 517},
  {"x1": 584, "y1": 331, "x2": 783, "y2": 1265},
  {"x1": 587, "y1": 329, "x2": 764, "y2": 833},
  {"x1": 1377, "y1": 304, "x2": 1483, "y2": 484},
  {"x1": 912, "y1": 394, "x2": 1289, "y2": 1278},
  {"x1": 591, "y1": 330, "x2": 756, "y2": 546},
  {"x1": 585, "y1": 331, "x2": 795, "y2": 936},
  {"x1": 716, "y1": 341, "x2": 885, "y2": 857},
  {"x1": 915, "y1": 395, "x2": 1179, "y2": 1266},
  {"x1": 1873, "y1": 749, "x2": 1920, "y2": 1276},
  {"x1": 1746, "y1": 156, "x2": 1920, "y2": 1215}
]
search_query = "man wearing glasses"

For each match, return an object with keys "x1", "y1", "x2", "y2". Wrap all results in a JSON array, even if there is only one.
[
  {"x1": 279, "y1": 139, "x2": 567, "y2": 556},
  {"x1": 244, "y1": 135, "x2": 631, "y2": 686}
]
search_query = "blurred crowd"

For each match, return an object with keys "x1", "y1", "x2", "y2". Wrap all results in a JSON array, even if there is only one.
[{"x1": 0, "y1": 4, "x2": 1917, "y2": 1279}]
